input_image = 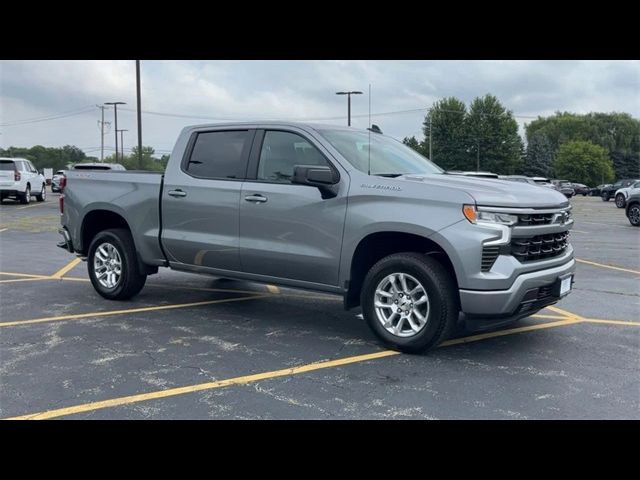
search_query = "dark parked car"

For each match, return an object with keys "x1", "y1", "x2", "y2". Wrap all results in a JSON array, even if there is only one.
[
  {"x1": 570, "y1": 183, "x2": 590, "y2": 196},
  {"x1": 589, "y1": 184, "x2": 610, "y2": 196},
  {"x1": 625, "y1": 192, "x2": 640, "y2": 227},
  {"x1": 601, "y1": 179, "x2": 639, "y2": 202},
  {"x1": 551, "y1": 179, "x2": 575, "y2": 198}
]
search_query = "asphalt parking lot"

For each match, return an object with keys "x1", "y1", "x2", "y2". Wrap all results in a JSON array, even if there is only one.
[{"x1": 1, "y1": 190, "x2": 638, "y2": 419}]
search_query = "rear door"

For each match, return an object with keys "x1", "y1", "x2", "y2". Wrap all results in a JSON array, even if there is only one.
[
  {"x1": 161, "y1": 128, "x2": 255, "y2": 271},
  {"x1": 239, "y1": 128, "x2": 348, "y2": 286}
]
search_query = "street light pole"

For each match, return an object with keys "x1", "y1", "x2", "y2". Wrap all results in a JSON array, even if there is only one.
[
  {"x1": 136, "y1": 60, "x2": 143, "y2": 169},
  {"x1": 105, "y1": 101, "x2": 126, "y2": 162},
  {"x1": 336, "y1": 91, "x2": 363, "y2": 126},
  {"x1": 117, "y1": 129, "x2": 128, "y2": 161},
  {"x1": 476, "y1": 139, "x2": 480, "y2": 172}
]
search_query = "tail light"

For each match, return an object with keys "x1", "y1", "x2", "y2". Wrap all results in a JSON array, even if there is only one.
[
  {"x1": 59, "y1": 194, "x2": 64, "y2": 214},
  {"x1": 59, "y1": 176, "x2": 66, "y2": 189},
  {"x1": 14, "y1": 170, "x2": 21, "y2": 181}
]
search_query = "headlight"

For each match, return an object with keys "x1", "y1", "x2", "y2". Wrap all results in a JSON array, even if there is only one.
[{"x1": 463, "y1": 205, "x2": 517, "y2": 225}]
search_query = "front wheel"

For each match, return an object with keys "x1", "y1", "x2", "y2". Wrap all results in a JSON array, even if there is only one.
[
  {"x1": 602, "y1": 193, "x2": 610, "y2": 202},
  {"x1": 87, "y1": 228, "x2": 147, "y2": 300},
  {"x1": 615, "y1": 194, "x2": 626, "y2": 208},
  {"x1": 628, "y1": 204, "x2": 640, "y2": 227},
  {"x1": 20, "y1": 186, "x2": 31, "y2": 204},
  {"x1": 361, "y1": 252, "x2": 459, "y2": 353}
]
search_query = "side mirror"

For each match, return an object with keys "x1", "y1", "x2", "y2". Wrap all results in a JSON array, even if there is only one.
[{"x1": 292, "y1": 165, "x2": 339, "y2": 199}]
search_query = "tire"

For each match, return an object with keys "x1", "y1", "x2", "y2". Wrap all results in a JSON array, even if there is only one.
[
  {"x1": 87, "y1": 228, "x2": 147, "y2": 300},
  {"x1": 628, "y1": 204, "x2": 640, "y2": 227},
  {"x1": 361, "y1": 252, "x2": 458, "y2": 353},
  {"x1": 615, "y1": 194, "x2": 626, "y2": 208},
  {"x1": 602, "y1": 193, "x2": 610, "y2": 202},
  {"x1": 20, "y1": 185, "x2": 31, "y2": 204},
  {"x1": 35, "y1": 184, "x2": 46, "y2": 202},
  {"x1": 582, "y1": 193, "x2": 587, "y2": 196}
]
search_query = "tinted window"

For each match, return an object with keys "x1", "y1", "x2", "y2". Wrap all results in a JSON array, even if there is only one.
[
  {"x1": 257, "y1": 131, "x2": 330, "y2": 183},
  {"x1": 187, "y1": 130, "x2": 251, "y2": 179},
  {"x1": 0, "y1": 161, "x2": 15, "y2": 171}
]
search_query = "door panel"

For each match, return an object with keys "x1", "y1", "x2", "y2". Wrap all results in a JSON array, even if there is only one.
[
  {"x1": 239, "y1": 129, "x2": 347, "y2": 286},
  {"x1": 161, "y1": 129, "x2": 254, "y2": 271}
]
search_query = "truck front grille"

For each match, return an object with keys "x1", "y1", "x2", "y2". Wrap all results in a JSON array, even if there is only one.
[
  {"x1": 511, "y1": 231, "x2": 570, "y2": 262},
  {"x1": 481, "y1": 246, "x2": 500, "y2": 272},
  {"x1": 517, "y1": 213, "x2": 554, "y2": 226}
]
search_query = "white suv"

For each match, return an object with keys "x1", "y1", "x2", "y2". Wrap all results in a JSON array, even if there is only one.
[{"x1": 0, "y1": 157, "x2": 47, "y2": 204}]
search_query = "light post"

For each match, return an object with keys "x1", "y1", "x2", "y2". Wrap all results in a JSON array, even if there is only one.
[
  {"x1": 335, "y1": 91, "x2": 363, "y2": 126},
  {"x1": 116, "y1": 129, "x2": 128, "y2": 161},
  {"x1": 104, "y1": 101, "x2": 126, "y2": 162}
]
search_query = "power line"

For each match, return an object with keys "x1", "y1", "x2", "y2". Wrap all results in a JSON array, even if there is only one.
[{"x1": 0, "y1": 106, "x2": 96, "y2": 127}]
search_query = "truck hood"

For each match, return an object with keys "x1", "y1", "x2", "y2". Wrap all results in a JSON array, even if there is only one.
[{"x1": 400, "y1": 173, "x2": 570, "y2": 209}]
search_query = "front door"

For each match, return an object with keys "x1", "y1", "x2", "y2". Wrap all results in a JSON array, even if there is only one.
[{"x1": 239, "y1": 129, "x2": 348, "y2": 286}]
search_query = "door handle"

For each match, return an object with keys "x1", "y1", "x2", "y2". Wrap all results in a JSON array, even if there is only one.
[
  {"x1": 168, "y1": 189, "x2": 187, "y2": 198},
  {"x1": 244, "y1": 194, "x2": 268, "y2": 203}
]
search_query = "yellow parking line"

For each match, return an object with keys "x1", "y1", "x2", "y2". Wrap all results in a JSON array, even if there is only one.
[
  {"x1": 16, "y1": 202, "x2": 48, "y2": 210},
  {"x1": 266, "y1": 285, "x2": 280, "y2": 294},
  {"x1": 0, "y1": 295, "x2": 267, "y2": 328},
  {"x1": 0, "y1": 271, "x2": 51, "y2": 279},
  {"x1": 582, "y1": 318, "x2": 640, "y2": 327},
  {"x1": 576, "y1": 258, "x2": 640, "y2": 275},
  {"x1": 5, "y1": 316, "x2": 584, "y2": 420},
  {"x1": 441, "y1": 318, "x2": 581, "y2": 347},
  {"x1": 51, "y1": 258, "x2": 82, "y2": 279},
  {"x1": 545, "y1": 305, "x2": 584, "y2": 320},
  {"x1": 0, "y1": 277, "x2": 51, "y2": 284},
  {"x1": 6, "y1": 350, "x2": 400, "y2": 420},
  {"x1": 531, "y1": 314, "x2": 570, "y2": 320}
]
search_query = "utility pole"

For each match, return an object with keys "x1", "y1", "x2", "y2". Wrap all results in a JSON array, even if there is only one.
[
  {"x1": 136, "y1": 60, "x2": 143, "y2": 169},
  {"x1": 117, "y1": 129, "x2": 128, "y2": 161},
  {"x1": 476, "y1": 139, "x2": 480, "y2": 172},
  {"x1": 336, "y1": 91, "x2": 363, "y2": 126},
  {"x1": 96, "y1": 105, "x2": 110, "y2": 162},
  {"x1": 428, "y1": 117, "x2": 433, "y2": 160},
  {"x1": 105, "y1": 101, "x2": 126, "y2": 162}
]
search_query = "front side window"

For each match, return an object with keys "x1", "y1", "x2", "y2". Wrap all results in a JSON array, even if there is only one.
[
  {"x1": 186, "y1": 130, "x2": 251, "y2": 179},
  {"x1": 257, "y1": 131, "x2": 330, "y2": 183},
  {"x1": 318, "y1": 129, "x2": 443, "y2": 177}
]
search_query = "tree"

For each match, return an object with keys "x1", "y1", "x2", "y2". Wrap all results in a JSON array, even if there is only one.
[
  {"x1": 523, "y1": 132, "x2": 554, "y2": 177},
  {"x1": 465, "y1": 94, "x2": 524, "y2": 174},
  {"x1": 553, "y1": 140, "x2": 614, "y2": 186},
  {"x1": 424, "y1": 97, "x2": 468, "y2": 170},
  {"x1": 402, "y1": 136, "x2": 423, "y2": 154}
]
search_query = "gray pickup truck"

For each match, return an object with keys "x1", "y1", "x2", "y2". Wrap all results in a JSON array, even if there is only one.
[{"x1": 58, "y1": 122, "x2": 575, "y2": 352}]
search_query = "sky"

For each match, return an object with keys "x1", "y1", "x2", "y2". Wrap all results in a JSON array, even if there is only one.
[{"x1": 1, "y1": 60, "x2": 639, "y2": 158}]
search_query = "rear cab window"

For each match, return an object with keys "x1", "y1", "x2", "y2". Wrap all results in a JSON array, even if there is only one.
[{"x1": 184, "y1": 130, "x2": 253, "y2": 180}]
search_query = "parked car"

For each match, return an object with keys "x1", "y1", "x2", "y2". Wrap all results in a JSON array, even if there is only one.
[
  {"x1": 569, "y1": 183, "x2": 590, "y2": 196},
  {"x1": 72, "y1": 163, "x2": 126, "y2": 171},
  {"x1": 0, "y1": 157, "x2": 47, "y2": 204},
  {"x1": 601, "y1": 179, "x2": 639, "y2": 202},
  {"x1": 551, "y1": 180, "x2": 575, "y2": 198},
  {"x1": 589, "y1": 184, "x2": 610, "y2": 196},
  {"x1": 625, "y1": 191, "x2": 640, "y2": 226},
  {"x1": 498, "y1": 175, "x2": 539, "y2": 185},
  {"x1": 614, "y1": 180, "x2": 640, "y2": 208},
  {"x1": 446, "y1": 170, "x2": 499, "y2": 179},
  {"x1": 51, "y1": 170, "x2": 66, "y2": 192},
  {"x1": 531, "y1": 177, "x2": 561, "y2": 191},
  {"x1": 58, "y1": 122, "x2": 575, "y2": 352}
]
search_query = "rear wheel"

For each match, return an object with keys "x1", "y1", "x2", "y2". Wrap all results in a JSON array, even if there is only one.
[
  {"x1": 615, "y1": 194, "x2": 626, "y2": 208},
  {"x1": 88, "y1": 228, "x2": 147, "y2": 300},
  {"x1": 361, "y1": 252, "x2": 458, "y2": 353},
  {"x1": 35, "y1": 184, "x2": 46, "y2": 202},
  {"x1": 602, "y1": 193, "x2": 610, "y2": 202},
  {"x1": 628, "y1": 204, "x2": 640, "y2": 227},
  {"x1": 20, "y1": 186, "x2": 31, "y2": 204}
]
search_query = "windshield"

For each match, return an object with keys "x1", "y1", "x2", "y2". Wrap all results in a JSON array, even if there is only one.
[{"x1": 318, "y1": 129, "x2": 443, "y2": 176}]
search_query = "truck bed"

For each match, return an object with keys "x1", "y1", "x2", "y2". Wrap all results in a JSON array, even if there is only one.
[{"x1": 62, "y1": 170, "x2": 166, "y2": 266}]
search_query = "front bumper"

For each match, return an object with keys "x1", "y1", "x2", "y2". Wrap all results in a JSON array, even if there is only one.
[{"x1": 459, "y1": 258, "x2": 575, "y2": 330}]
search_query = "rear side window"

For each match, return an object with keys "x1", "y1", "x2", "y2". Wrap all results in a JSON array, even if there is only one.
[
  {"x1": 186, "y1": 130, "x2": 252, "y2": 179},
  {"x1": 0, "y1": 161, "x2": 15, "y2": 171}
]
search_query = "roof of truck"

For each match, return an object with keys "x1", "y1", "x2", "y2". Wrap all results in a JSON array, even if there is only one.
[{"x1": 185, "y1": 121, "x2": 364, "y2": 132}]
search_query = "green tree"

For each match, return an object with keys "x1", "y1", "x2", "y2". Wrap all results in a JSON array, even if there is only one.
[
  {"x1": 424, "y1": 97, "x2": 468, "y2": 170},
  {"x1": 553, "y1": 140, "x2": 614, "y2": 185},
  {"x1": 465, "y1": 94, "x2": 524, "y2": 174},
  {"x1": 402, "y1": 136, "x2": 423, "y2": 154},
  {"x1": 523, "y1": 132, "x2": 554, "y2": 177}
]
